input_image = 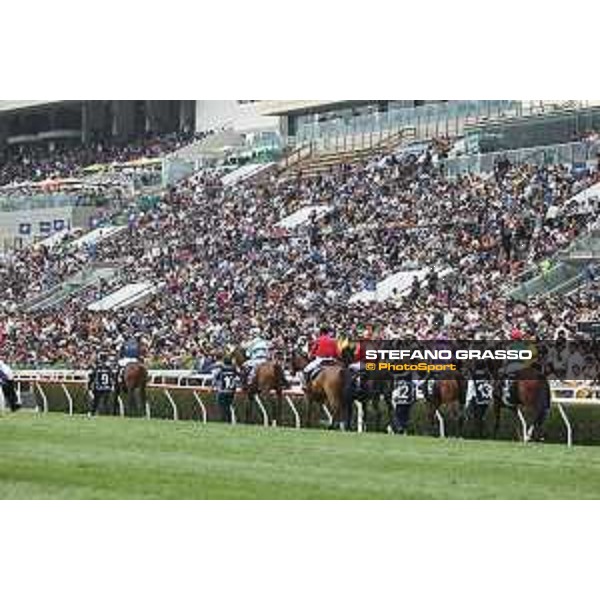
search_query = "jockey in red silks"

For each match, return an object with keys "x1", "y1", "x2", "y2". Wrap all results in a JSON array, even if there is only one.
[
  {"x1": 303, "y1": 326, "x2": 339, "y2": 384},
  {"x1": 349, "y1": 329, "x2": 372, "y2": 374}
]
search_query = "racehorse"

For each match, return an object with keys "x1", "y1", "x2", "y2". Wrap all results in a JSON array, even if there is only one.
[
  {"x1": 230, "y1": 346, "x2": 287, "y2": 425},
  {"x1": 290, "y1": 352, "x2": 353, "y2": 430},
  {"x1": 492, "y1": 367, "x2": 551, "y2": 442},
  {"x1": 114, "y1": 361, "x2": 149, "y2": 418},
  {"x1": 348, "y1": 367, "x2": 394, "y2": 432},
  {"x1": 422, "y1": 371, "x2": 468, "y2": 437}
]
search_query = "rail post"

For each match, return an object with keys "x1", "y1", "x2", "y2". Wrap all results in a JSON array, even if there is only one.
[
  {"x1": 354, "y1": 400, "x2": 364, "y2": 433},
  {"x1": 253, "y1": 394, "x2": 269, "y2": 427},
  {"x1": 285, "y1": 394, "x2": 301, "y2": 429},
  {"x1": 60, "y1": 383, "x2": 74, "y2": 416},
  {"x1": 35, "y1": 382, "x2": 49, "y2": 413},
  {"x1": 556, "y1": 403, "x2": 573, "y2": 447},
  {"x1": 434, "y1": 409, "x2": 445, "y2": 438},
  {"x1": 516, "y1": 408, "x2": 528, "y2": 443},
  {"x1": 192, "y1": 390, "x2": 207, "y2": 424},
  {"x1": 322, "y1": 404, "x2": 333, "y2": 428},
  {"x1": 163, "y1": 389, "x2": 178, "y2": 421}
]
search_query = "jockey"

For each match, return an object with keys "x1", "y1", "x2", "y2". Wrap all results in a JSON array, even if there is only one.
[
  {"x1": 243, "y1": 329, "x2": 271, "y2": 387},
  {"x1": 347, "y1": 330, "x2": 371, "y2": 374},
  {"x1": 503, "y1": 328, "x2": 535, "y2": 404},
  {"x1": 119, "y1": 335, "x2": 142, "y2": 368},
  {"x1": 303, "y1": 326, "x2": 339, "y2": 385}
]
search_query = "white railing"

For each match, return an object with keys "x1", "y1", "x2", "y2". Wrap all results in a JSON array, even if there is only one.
[{"x1": 7, "y1": 370, "x2": 600, "y2": 446}]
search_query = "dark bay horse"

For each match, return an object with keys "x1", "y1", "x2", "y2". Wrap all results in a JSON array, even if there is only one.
[
  {"x1": 422, "y1": 371, "x2": 468, "y2": 437},
  {"x1": 493, "y1": 367, "x2": 551, "y2": 442},
  {"x1": 350, "y1": 370, "x2": 394, "y2": 432},
  {"x1": 230, "y1": 346, "x2": 287, "y2": 425},
  {"x1": 290, "y1": 353, "x2": 353, "y2": 430},
  {"x1": 114, "y1": 361, "x2": 149, "y2": 418}
]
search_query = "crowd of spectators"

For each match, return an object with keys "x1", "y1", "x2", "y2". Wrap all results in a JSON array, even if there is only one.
[
  {"x1": 0, "y1": 130, "x2": 211, "y2": 187},
  {"x1": 1, "y1": 138, "x2": 600, "y2": 368}
]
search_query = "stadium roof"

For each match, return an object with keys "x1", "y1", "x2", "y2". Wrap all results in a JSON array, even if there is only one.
[
  {"x1": 260, "y1": 100, "x2": 371, "y2": 116},
  {"x1": 0, "y1": 100, "x2": 63, "y2": 113}
]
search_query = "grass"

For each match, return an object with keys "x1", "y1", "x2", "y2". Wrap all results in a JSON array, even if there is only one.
[{"x1": 1, "y1": 412, "x2": 600, "y2": 499}]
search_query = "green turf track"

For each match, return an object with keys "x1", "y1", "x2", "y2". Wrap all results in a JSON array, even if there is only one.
[{"x1": 2, "y1": 412, "x2": 600, "y2": 499}]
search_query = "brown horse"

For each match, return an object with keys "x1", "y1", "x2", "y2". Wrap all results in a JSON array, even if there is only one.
[
  {"x1": 493, "y1": 367, "x2": 551, "y2": 442},
  {"x1": 230, "y1": 346, "x2": 287, "y2": 426},
  {"x1": 290, "y1": 353, "x2": 353, "y2": 430},
  {"x1": 423, "y1": 371, "x2": 468, "y2": 437},
  {"x1": 114, "y1": 361, "x2": 149, "y2": 418}
]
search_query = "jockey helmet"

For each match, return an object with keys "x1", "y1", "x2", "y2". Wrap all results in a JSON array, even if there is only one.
[{"x1": 511, "y1": 328, "x2": 524, "y2": 340}]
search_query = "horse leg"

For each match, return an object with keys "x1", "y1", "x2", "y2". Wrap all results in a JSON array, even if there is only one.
[
  {"x1": 245, "y1": 390, "x2": 253, "y2": 424},
  {"x1": 426, "y1": 401, "x2": 437, "y2": 437},
  {"x1": 306, "y1": 397, "x2": 313, "y2": 428},
  {"x1": 456, "y1": 402, "x2": 464, "y2": 439},
  {"x1": 492, "y1": 399, "x2": 501, "y2": 439},
  {"x1": 129, "y1": 387, "x2": 140, "y2": 418},
  {"x1": 341, "y1": 371, "x2": 353, "y2": 431},
  {"x1": 274, "y1": 389, "x2": 282, "y2": 427},
  {"x1": 531, "y1": 382, "x2": 551, "y2": 442},
  {"x1": 474, "y1": 405, "x2": 486, "y2": 439},
  {"x1": 371, "y1": 395, "x2": 382, "y2": 432},
  {"x1": 140, "y1": 385, "x2": 148, "y2": 419},
  {"x1": 392, "y1": 402, "x2": 411, "y2": 434}
]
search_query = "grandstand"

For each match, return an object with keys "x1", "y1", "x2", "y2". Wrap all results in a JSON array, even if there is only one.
[{"x1": 1, "y1": 98, "x2": 600, "y2": 375}]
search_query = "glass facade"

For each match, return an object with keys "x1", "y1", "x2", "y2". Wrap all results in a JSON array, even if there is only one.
[{"x1": 287, "y1": 100, "x2": 522, "y2": 147}]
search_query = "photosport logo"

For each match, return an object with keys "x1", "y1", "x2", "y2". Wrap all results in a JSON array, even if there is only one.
[{"x1": 360, "y1": 340, "x2": 600, "y2": 381}]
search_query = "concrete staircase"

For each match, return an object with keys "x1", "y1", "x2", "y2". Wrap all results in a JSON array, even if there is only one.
[
  {"x1": 281, "y1": 127, "x2": 416, "y2": 178},
  {"x1": 22, "y1": 262, "x2": 121, "y2": 313},
  {"x1": 510, "y1": 226, "x2": 600, "y2": 301}
]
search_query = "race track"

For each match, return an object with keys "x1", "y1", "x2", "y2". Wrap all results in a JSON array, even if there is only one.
[{"x1": 2, "y1": 413, "x2": 600, "y2": 499}]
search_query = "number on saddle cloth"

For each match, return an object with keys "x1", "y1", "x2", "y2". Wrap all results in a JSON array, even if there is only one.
[
  {"x1": 391, "y1": 376, "x2": 415, "y2": 406},
  {"x1": 468, "y1": 380, "x2": 494, "y2": 406}
]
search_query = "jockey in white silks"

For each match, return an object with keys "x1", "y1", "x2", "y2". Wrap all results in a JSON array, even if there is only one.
[{"x1": 243, "y1": 331, "x2": 271, "y2": 387}]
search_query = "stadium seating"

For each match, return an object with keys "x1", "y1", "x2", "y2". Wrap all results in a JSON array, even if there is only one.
[{"x1": 2, "y1": 128, "x2": 600, "y2": 368}]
